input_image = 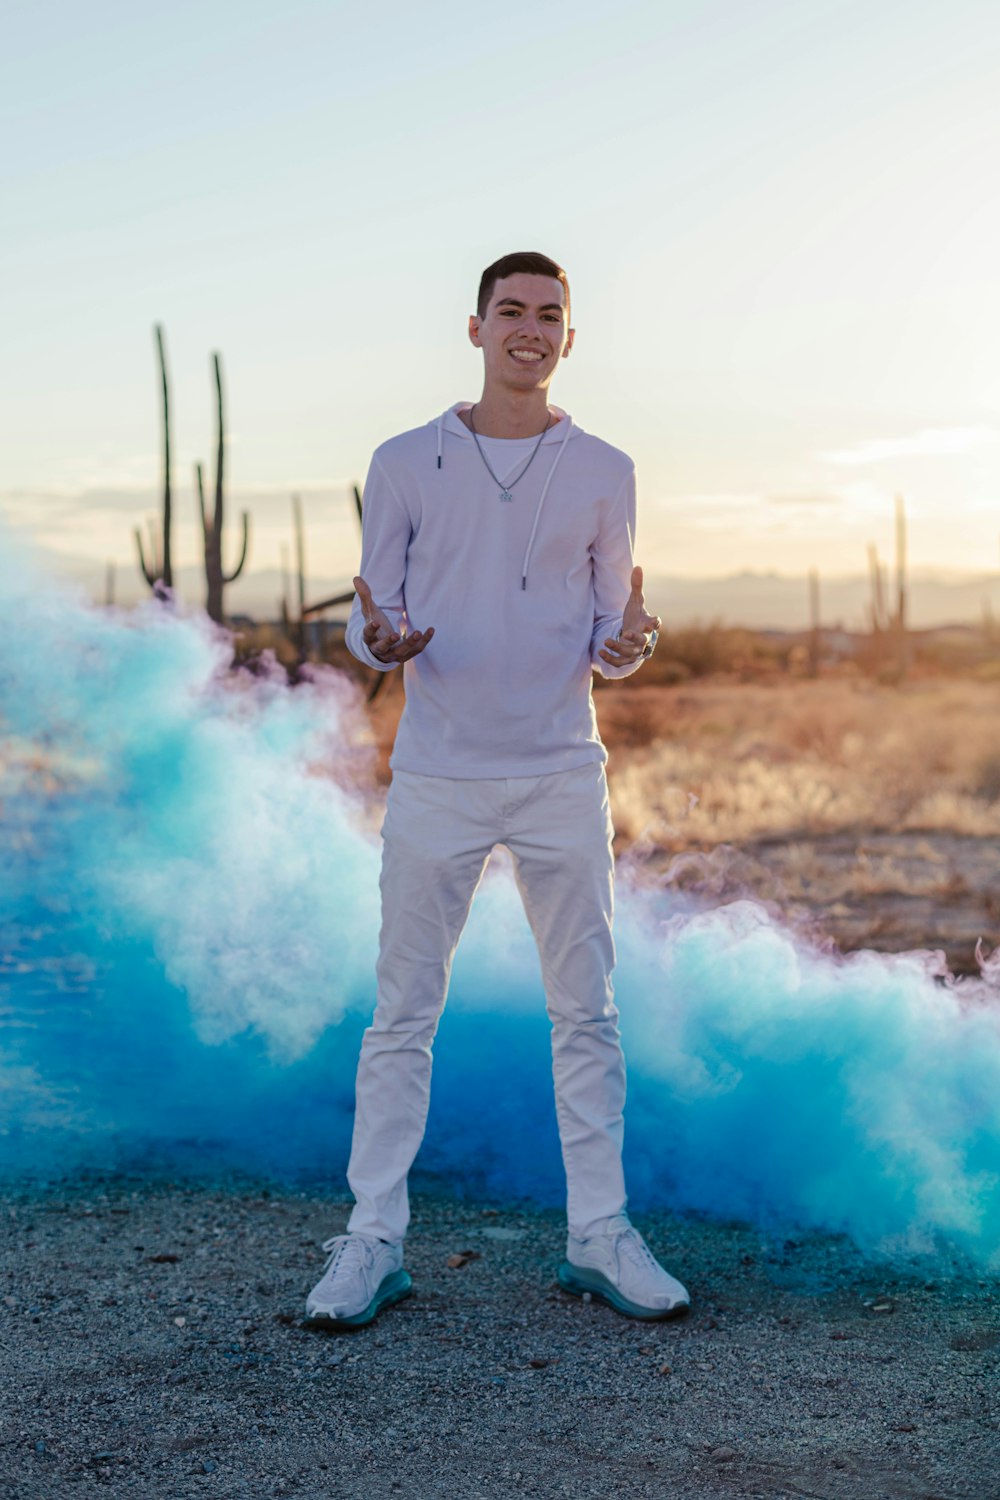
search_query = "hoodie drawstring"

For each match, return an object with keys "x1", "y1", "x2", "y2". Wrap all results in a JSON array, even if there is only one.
[
  {"x1": 521, "y1": 416, "x2": 573, "y2": 589},
  {"x1": 436, "y1": 413, "x2": 444, "y2": 469}
]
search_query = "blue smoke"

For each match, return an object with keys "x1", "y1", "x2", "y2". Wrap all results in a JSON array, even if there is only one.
[{"x1": 2, "y1": 521, "x2": 998, "y2": 1272}]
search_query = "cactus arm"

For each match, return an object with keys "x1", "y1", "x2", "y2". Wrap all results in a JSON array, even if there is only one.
[
  {"x1": 213, "y1": 353, "x2": 225, "y2": 539},
  {"x1": 155, "y1": 324, "x2": 173, "y2": 587},
  {"x1": 135, "y1": 526, "x2": 155, "y2": 586},
  {"x1": 223, "y1": 511, "x2": 250, "y2": 582},
  {"x1": 195, "y1": 461, "x2": 208, "y2": 537}
]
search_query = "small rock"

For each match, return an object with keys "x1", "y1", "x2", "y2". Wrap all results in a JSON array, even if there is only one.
[
  {"x1": 710, "y1": 1445, "x2": 736, "y2": 1463},
  {"x1": 446, "y1": 1250, "x2": 481, "y2": 1269},
  {"x1": 173, "y1": 1316, "x2": 186, "y2": 1327},
  {"x1": 582, "y1": 1292, "x2": 592, "y2": 1303},
  {"x1": 658, "y1": 1363, "x2": 672, "y2": 1376},
  {"x1": 201, "y1": 1459, "x2": 218, "y2": 1473}
]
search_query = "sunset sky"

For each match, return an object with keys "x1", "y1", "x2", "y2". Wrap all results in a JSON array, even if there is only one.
[{"x1": 4, "y1": 0, "x2": 1000, "y2": 617}]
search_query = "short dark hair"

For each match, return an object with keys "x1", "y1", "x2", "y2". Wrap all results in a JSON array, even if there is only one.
[{"x1": 477, "y1": 251, "x2": 571, "y2": 324}]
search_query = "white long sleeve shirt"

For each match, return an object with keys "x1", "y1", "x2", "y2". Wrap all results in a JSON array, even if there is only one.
[{"x1": 345, "y1": 401, "x2": 645, "y2": 778}]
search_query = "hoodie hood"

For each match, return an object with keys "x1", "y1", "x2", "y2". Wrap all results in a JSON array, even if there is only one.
[{"x1": 433, "y1": 402, "x2": 579, "y2": 590}]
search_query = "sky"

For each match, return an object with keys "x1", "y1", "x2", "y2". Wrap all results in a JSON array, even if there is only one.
[{"x1": 3, "y1": 0, "x2": 1000, "y2": 618}]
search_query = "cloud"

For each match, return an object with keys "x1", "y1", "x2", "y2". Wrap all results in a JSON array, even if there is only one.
[{"x1": 820, "y1": 427, "x2": 1000, "y2": 466}]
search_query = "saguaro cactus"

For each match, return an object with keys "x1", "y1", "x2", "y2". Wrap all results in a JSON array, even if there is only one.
[
  {"x1": 280, "y1": 542, "x2": 293, "y2": 640},
  {"x1": 136, "y1": 324, "x2": 174, "y2": 593},
  {"x1": 195, "y1": 352, "x2": 250, "y2": 624},
  {"x1": 894, "y1": 492, "x2": 908, "y2": 677},
  {"x1": 867, "y1": 542, "x2": 889, "y2": 636},
  {"x1": 292, "y1": 492, "x2": 306, "y2": 650}
]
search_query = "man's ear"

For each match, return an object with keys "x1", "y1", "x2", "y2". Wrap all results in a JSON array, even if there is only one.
[
  {"x1": 562, "y1": 326, "x2": 576, "y2": 358},
  {"x1": 468, "y1": 314, "x2": 483, "y2": 348}
]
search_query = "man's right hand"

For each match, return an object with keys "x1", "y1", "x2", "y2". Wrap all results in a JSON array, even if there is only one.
[{"x1": 354, "y1": 575, "x2": 435, "y2": 664}]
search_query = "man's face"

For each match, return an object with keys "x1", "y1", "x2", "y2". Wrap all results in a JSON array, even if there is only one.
[{"x1": 468, "y1": 272, "x2": 574, "y2": 392}]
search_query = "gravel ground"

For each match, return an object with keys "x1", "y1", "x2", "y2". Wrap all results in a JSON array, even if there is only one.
[{"x1": 2, "y1": 1174, "x2": 998, "y2": 1500}]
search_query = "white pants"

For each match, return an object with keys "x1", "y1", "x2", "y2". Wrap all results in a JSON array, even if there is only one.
[{"x1": 345, "y1": 760, "x2": 629, "y2": 1243}]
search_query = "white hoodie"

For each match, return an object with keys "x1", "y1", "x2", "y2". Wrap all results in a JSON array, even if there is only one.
[{"x1": 345, "y1": 401, "x2": 645, "y2": 779}]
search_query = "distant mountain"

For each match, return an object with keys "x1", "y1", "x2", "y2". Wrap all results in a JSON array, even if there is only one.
[
  {"x1": 643, "y1": 570, "x2": 1000, "y2": 632},
  {"x1": 38, "y1": 553, "x2": 1000, "y2": 632}
]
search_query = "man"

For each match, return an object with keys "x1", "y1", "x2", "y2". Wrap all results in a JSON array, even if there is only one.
[{"x1": 306, "y1": 251, "x2": 690, "y2": 1327}]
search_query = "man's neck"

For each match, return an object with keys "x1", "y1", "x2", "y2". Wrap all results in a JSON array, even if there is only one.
[{"x1": 457, "y1": 387, "x2": 559, "y2": 439}]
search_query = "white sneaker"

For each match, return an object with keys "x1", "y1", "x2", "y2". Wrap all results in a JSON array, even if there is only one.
[
  {"x1": 558, "y1": 1213, "x2": 690, "y2": 1319},
  {"x1": 305, "y1": 1232, "x2": 412, "y2": 1327}
]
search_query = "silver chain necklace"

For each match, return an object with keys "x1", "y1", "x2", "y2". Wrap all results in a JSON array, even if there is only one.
[{"x1": 468, "y1": 404, "x2": 552, "y2": 501}]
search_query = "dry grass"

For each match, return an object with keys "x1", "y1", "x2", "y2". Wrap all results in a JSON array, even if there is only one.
[
  {"x1": 599, "y1": 677, "x2": 1000, "y2": 848},
  {"x1": 595, "y1": 676, "x2": 1000, "y2": 972}
]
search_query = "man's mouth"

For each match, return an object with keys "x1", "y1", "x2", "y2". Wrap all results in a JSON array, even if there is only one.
[{"x1": 508, "y1": 348, "x2": 545, "y2": 364}]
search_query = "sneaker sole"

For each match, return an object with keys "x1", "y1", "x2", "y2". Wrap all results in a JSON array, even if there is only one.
[
  {"x1": 557, "y1": 1261, "x2": 690, "y2": 1321},
  {"x1": 305, "y1": 1268, "x2": 413, "y2": 1329}
]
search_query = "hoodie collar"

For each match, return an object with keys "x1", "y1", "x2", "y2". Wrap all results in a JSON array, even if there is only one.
[
  {"x1": 441, "y1": 400, "x2": 572, "y2": 440},
  {"x1": 436, "y1": 401, "x2": 576, "y2": 471}
]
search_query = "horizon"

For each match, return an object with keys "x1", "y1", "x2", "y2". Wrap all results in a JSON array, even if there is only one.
[{"x1": 24, "y1": 530, "x2": 1000, "y2": 633}]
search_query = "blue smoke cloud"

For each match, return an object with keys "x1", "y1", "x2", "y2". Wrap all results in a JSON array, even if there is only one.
[{"x1": 2, "y1": 521, "x2": 998, "y2": 1272}]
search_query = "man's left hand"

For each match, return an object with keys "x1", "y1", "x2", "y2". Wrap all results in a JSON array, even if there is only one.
[{"x1": 598, "y1": 565, "x2": 661, "y2": 667}]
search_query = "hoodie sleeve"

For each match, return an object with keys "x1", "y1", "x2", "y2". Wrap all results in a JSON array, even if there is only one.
[
  {"x1": 345, "y1": 454, "x2": 410, "y2": 673},
  {"x1": 590, "y1": 464, "x2": 645, "y2": 680}
]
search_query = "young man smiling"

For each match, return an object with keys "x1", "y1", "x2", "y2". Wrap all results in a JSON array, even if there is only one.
[{"x1": 306, "y1": 251, "x2": 690, "y2": 1327}]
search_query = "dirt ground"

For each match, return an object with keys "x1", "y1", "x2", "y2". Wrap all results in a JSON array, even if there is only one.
[{"x1": 2, "y1": 1174, "x2": 998, "y2": 1500}]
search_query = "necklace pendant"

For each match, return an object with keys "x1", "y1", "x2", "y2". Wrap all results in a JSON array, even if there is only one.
[{"x1": 499, "y1": 488, "x2": 514, "y2": 502}]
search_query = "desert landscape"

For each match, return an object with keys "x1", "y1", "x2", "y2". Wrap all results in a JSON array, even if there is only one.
[{"x1": 270, "y1": 625, "x2": 1000, "y2": 981}]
